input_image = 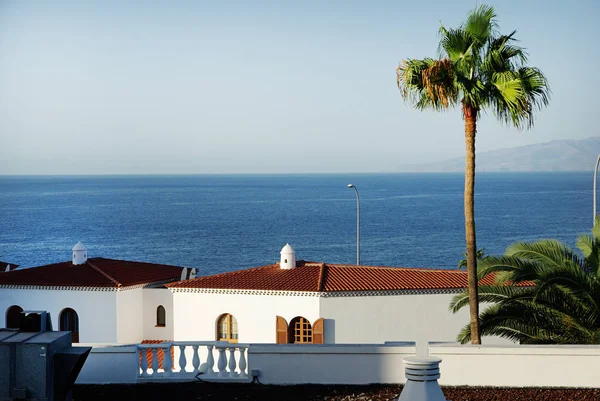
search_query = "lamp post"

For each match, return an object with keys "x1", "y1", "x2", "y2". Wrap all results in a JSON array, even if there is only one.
[
  {"x1": 594, "y1": 153, "x2": 600, "y2": 227},
  {"x1": 347, "y1": 184, "x2": 360, "y2": 265}
]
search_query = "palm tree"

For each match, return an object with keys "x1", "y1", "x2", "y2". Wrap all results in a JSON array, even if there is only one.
[
  {"x1": 449, "y1": 221, "x2": 600, "y2": 344},
  {"x1": 396, "y1": 5, "x2": 550, "y2": 343}
]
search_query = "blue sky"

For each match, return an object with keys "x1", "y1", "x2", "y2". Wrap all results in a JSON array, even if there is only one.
[{"x1": 0, "y1": 0, "x2": 598, "y2": 174}]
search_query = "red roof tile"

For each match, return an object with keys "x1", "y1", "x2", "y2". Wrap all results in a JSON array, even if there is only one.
[
  {"x1": 140, "y1": 340, "x2": 173, "y2": 371},
  {"x1": 167, "y1": 261, "x2": 528, "y2": 292},
  {"x1": 0, "y1": 258, "x2": 184, "y2": 288}
]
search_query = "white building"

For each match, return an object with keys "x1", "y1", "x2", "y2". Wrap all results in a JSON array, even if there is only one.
[
  {"x1": 0, "y1": 242, "x2": 186, "y2": 343},
  {"x1": 1, "y1": 243, "x2": 496, "y2": 350}
]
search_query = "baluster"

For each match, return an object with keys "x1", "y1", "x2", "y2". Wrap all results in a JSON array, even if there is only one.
[
  {"x1": 163, "y1": 346, "x2": 172, "y2": 376},
  {"x1": 192, "y1": 345, "x2": 200, "y2": 374},
  {"x1": 205, "y1": 345, "x2": 215, "y2": 375},
  {"x1": 151, "y1": 348, "x2": 159, "y2": 375},
  {"x1": 228, "y1": 347, "x2": 238, "y2": 377},
  {"x1": 140, "y1": 347, "x2": 148, "y2": 377},
  {"x1": 179, "y1": 345, "x2": 187, "y2": 373},
  {"x1": 238, "y1": 347, "x2": 247, "y2": 377},
  {"x1": 217, "y1": 346, "x2": 227, "y2": 377}
]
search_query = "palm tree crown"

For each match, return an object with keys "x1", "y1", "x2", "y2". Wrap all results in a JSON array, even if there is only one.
[{"x1": 397, "y1": 5, "x2": 549, "y2": 124}]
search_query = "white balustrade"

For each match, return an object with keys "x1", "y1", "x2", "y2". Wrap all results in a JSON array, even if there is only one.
[{"x1": 137, "y1": 341, "x2": 249, "y2": 382}]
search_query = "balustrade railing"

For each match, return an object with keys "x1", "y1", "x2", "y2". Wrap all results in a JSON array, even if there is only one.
[{"x1": 137, "y1": 341, "x2": 250, "y2": 381}]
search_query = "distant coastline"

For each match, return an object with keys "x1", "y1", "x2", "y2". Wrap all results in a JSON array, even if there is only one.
[{"x1": 398, "y1": 136, "x2": 600, "y2": 173}]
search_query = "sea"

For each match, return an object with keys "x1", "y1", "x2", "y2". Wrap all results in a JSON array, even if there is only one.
[{"x1": 0, "y1": 172, "x2": 593, "y2": 275}]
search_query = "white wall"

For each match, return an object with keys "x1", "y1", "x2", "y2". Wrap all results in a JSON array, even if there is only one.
[
  {"x1": 143, "y1": 288, "x2": 174, "y2": 341},
  {"x1": 320, "y1": 293, "x2": 472, "y2": 354},
  {"x1": 430, "y1": 343, "x2": 600, "y2": 388},
  {"x1": 75, "y1": 344, "x2": 138, "y2": 384},
  {"x1": 116, "y1": 289, "x2": 144, "y2": 343},
  {"x1": 0, "y1": 288, "x2": 117, "y2": 343},
  {"x1": 250, "y1": 343, "x2": 416, "y2": 385},
  {"x1": 172, "y1": 292, "x2": 320, "y2": 342}
]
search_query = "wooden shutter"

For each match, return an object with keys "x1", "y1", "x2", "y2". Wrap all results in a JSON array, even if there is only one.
[
  {"x1": 276, "y1": 316, "x2": 288, "y2": 344},
  {"x1": 312, "y1": 318, "x2": 324, "y2": 344}
]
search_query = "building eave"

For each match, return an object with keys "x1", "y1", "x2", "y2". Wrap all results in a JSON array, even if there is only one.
[
  {"x1": 0, "y1": 284, "x2": 118, "y2": 292},
  {"x1": 169, "y1": 287, "x2": 466, "y2": 297}
]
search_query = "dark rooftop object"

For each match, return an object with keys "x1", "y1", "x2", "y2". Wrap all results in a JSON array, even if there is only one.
[{"x1": 0, "y1": 261, "x2": 19, "y2": 273}]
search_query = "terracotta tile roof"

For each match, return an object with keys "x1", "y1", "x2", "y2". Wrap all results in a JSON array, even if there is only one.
[
  {"x1": 167, "y1": 261, "x2": 531, "y2": 292},
  {"x1": 140, "y1": 340, "x2": 173, "y2": 371},
  {"x1": 0, "y1": 258, "x2": 184, "y2": 288}
]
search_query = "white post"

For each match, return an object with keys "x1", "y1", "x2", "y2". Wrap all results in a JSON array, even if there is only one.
[
  {"x1": 179, "y1": 345, "x2": 187, "y2": 373},
  {"x1": 238, "y1": 347, "x2": 247, "y2": 377},
  {"x1": 140, "y1": 348, "x2": 148, "y2": 377},
  {"x1": 163, "y1": 346, "x2": 172, "y2": 377},
  {"x1": 151, "y1": 349, "x2": 159, "y2": 376},
  {"x1": 347, "y1": 184, "x2": 360, "y2": 265},
  {"x1": 206, "y1": 345, "x2": 215, "y2": 375},
  {"x1": 217, "y1": 346, "x2": 227, "y2": 377},
  {"x1": 192, "y1": 345, "x2": 200, "y2": 374},
  {"x1": 594, "y1": 153, "x2": 600, "y2": 226},
  {"x1": 228, "y1": 347, "x2": 237, "y2": 377}
]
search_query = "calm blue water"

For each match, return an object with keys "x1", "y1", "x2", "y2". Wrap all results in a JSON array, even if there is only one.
[{"x1": 0, "y1": 173, "x2": 592, "y2": 274}]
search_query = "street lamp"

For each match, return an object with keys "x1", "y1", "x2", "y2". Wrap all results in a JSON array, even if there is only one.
[
  {"x1": 347, "y1": 184, "x2": 360, "y2": 265},
  {"x1": 594, "y1": 153, "x2": 600, "y2": 227}
]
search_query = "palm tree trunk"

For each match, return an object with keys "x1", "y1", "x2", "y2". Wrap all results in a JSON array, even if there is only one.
[{"x1": 463, "y1": 102, "x2": 481, "y2": 344}]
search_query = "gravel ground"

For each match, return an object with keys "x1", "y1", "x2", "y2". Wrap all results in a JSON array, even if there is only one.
[{"x1": 73, "y1": 383, "x2": 600, "y2": 401}]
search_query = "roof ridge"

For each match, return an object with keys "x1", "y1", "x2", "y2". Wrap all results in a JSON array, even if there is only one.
[
  {"x1": 92, "y1": 257, "x2": 187, "y2": 270},
  {"x1": 87, "y1": 260, "x2": 122, "y2": 287},
  {"x1": 317, "y1": 263, "x2": 326, "y2": 291},
  {"x1": 328, "y1": 264, "x2": 460, "y2": 272},
  {"x1": 167, "y1": 263, "x2": 278, "y2": 287}
]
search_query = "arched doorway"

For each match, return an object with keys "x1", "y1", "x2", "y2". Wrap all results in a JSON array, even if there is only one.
[
  {"x1": 59, "y1": 308, "x2": 79, "y2": 343},
  {"x1": 5, "y1": 305, "x2": 23, "y2": 329}
]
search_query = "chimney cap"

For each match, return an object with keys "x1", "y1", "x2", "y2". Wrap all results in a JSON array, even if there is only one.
[{"x1": 72, "y1": 241, "x2": 87, "y2": 251}]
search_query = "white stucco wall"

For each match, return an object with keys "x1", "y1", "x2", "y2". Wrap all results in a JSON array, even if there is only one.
[
  {"x1": 172, "y1": 291, "x2": 320, "y2": 342},
  {"x1": 250, "y1": 343, "x2": 416, "y2": 384},
  {"x1": 142, "y1": 288, "x2": 174, "y2": 341},
  {"x1": 116, "y1": 288, "x2": 144, "y2": 343},
  {"x1": 430, "y1": 343, "x2": 600, "y2": 388},
  {"x1": 320, "y1": 292, "x2": 473, "y2": 354},
  {"x1": 0, "y1": 288, "x2": 117, "y2": 343}
]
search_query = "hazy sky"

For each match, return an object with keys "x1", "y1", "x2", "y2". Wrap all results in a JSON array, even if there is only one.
[{"x1": 1, "y1": 0, "x2": 598, "y2": 174}]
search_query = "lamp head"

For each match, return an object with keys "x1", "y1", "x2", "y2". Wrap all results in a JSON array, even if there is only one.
[{"x1": 347, "y1": 184, "x2": 354, "y2": 188}]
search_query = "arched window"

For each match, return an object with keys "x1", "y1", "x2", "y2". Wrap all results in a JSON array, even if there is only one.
[
  {"x1": 59, "y1": 308, "x2": 79, "y2": 343},
  {"x1": 156, "y1": 306, "x2": 166, "y2": 327},
  {"x1": 216, "y1": 313, "x2": 238, "y2": 343},
  {"x1": 288, "y1": 316, "x2": 312, "y2": 344},
  {"x1": 5, "y1": 305, "x2": 23, "y2": 329}
]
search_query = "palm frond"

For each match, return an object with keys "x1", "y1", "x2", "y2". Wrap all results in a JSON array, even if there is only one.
[
  {"x1": 438, "y1": 27, "x2": 475, "y2": 72},
  {"x1": 463, "y1": 4, "x2": 498, "y2": 46},
  {"x1": 576, "y1": 234, "x2": 600, "y2": 277},
  {"x1": 397, "y1": 58, "x2": 458, "y2": 111},
  {"x1": 477, "y1": 255, "x2": 544, "y2": 284},
  {"x1": 506, "y1": 240, "x2": 580, "y2": 268},
  {"x1": 481, "y1": 31, "x2": 528, "y2": 76}
]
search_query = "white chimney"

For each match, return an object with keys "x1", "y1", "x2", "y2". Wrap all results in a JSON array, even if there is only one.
[
  {"x1": 280, "y1": 243, "x2": 296, "y2": 269},
  {"x1": 72, "y1": 241, "x2": 88, "y2": 265}
]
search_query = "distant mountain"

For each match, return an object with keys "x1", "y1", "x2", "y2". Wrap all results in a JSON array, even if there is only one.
[{"x1": 401, "y1": 137, "x2": 600, "y2": 172}]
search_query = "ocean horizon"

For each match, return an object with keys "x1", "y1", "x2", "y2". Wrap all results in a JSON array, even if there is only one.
[{"x1": 0, "y1": 172, "x2": 593, "y2": 274}]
